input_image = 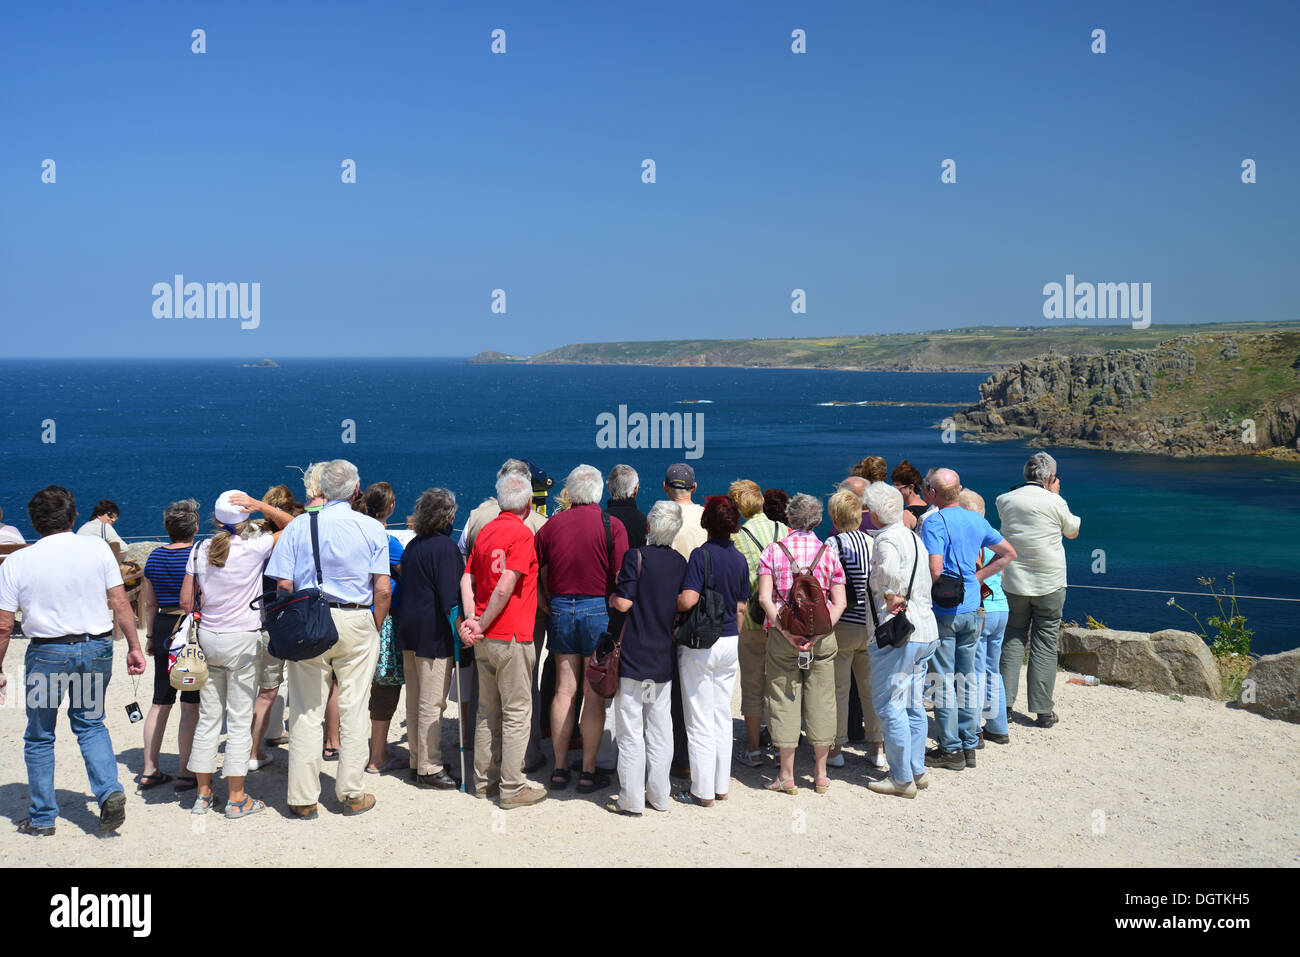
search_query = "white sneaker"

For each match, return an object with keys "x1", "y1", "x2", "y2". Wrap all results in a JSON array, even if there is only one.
[
  {"x1": 868, "y1": 777, "x2": 918, "y2": 799},
  {"x1": 247, "y1": 754, "x2": 274, "y2": 772},
  {"x1": 826, "y1": 751, "x2": 846, "y2": 768},
  {"x1": 870, "y1": 752, "x2": 887, "y2": 768}
]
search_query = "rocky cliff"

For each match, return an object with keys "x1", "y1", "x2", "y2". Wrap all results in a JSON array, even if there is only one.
[{"x1": 951, "y1": 332, "x2": 1300, "y2": 457}]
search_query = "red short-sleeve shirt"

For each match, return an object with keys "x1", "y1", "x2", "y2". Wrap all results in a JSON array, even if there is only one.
[{"x1": 468, "y1": 510, "x2": 538, "y2": 642}]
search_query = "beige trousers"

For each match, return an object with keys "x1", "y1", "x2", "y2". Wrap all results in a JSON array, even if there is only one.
[
  {"x1": 286, "y1": 608, "x2": 379, "y2": 806},
  {"x1": 764, "y1": 629, "x2": 838, "y2": 749},
  {"x1": 833, "y1": 621, "x2": 883, "y2": 746},
  {"x1": 404, "y1": 651, "x2": 453, "y2": 775},
  {"x1": 473, "y1": 636, "x2": 536, "y2": 798},
  {"x1": 737, "y1": 621, "x2": 768, "y2": 719}
]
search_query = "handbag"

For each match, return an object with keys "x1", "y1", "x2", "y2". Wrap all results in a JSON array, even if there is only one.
[
  {"x1": 251, "y1": 510, "x2": 340, "y2": 661},
  {"x1": 168, "y1": 612, "x2": 209, "y2": 691},
  {"x1": 866, "y1": 534, "x2": 919, "y2": 649},
  {"x1": 372, "y1": 614, "x2": 404, "y2": 685},
  {"x1": 928, "y1": 510, "x2": 965, "y2": 609},
  {"x1": 674, "y1": 546, "x2": 727, "y2": 650},
  {"x1": 586, "y1": 549, "x2": 640, "y2": 698}
]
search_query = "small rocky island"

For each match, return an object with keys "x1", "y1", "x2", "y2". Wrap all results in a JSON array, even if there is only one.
[
  {"x1": 951, "y1": 332, "x2": 1300, "y2": 457},
  {"x1": 242, "y1": 358, "x2": 279, "y2": 368}
]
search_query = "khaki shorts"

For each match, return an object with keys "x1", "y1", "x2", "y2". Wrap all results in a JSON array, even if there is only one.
[
  {"x1": 764, "y1": 629, "x2": 838, "y2": 749},
  {"x1": 256, "y1": 630, "x2": 285, "y2": 690},
  {"x1": 738, "y1": 622, "x2": 768, "y2": 718}
]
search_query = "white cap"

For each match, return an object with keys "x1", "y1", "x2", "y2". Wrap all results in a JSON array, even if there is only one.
[{"x1": 214, "y1": 490, "x2": 246, "y2": 526}]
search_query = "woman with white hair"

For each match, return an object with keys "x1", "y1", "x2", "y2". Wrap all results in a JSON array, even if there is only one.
[
  {"x1": 605, "y1": 501, "x2": 687, "y2": 815},
  {"x1": 533, "y1": 464, "x2": 629, "y2": 794},
  {"x1": 181, "y1": 491, "x2": 279, "y2": 819},
  {"x1": 862, "y1": 482, "x2": 939, "y2": 798},
  {"x1": 756, "y1": 493, "x2": 847, "y2": 795}
]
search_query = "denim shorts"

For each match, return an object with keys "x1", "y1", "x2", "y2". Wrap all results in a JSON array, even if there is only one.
[{"x1": 547, "y1": 595, "x2": 608, "y2": 657}]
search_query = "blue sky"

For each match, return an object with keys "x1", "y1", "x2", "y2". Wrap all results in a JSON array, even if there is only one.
[{"x1": 2, "y1": 0, "x2": 1296, "y2": 357}]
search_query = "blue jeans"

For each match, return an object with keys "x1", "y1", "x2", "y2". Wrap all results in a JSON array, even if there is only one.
[
  {"x1": 23, "y1": 636, "x2": 122, "y2": 828},
  {"x1": 547, "y1": 595, "x2": 608, "y2": 657},
  {"x1": 975, "y1": 610, "x2": 1009, "y2": 735},
  {"x1": 932, "y1": 612, "x2": 981, "y2": 752},
  {"x1": 868, "y1": 639, "x2": 937, "y2": 784}
]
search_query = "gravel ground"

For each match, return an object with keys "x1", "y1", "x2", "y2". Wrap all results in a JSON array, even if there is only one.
[{"x1": 2, "y1": 636, "x2": 1297, "y2": 867}]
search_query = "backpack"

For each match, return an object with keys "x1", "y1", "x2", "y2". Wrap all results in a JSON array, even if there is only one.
[
  {"x1": 741, "y1": 521, "x2": 785, "y2": 628},
  {"x1": 674, "y1": 546, "x2": 728, "y2": 649},
  {"x1": 774, "y1": 539, "x2": 833, "y2": 639}
]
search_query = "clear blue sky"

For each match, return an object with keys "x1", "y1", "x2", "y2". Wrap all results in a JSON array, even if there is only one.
[{"x1": 2, "y1": 0, "x2": 1296, "y2": 357}]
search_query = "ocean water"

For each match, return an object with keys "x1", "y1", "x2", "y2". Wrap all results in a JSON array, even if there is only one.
[{"x1": 2, "y1": 359, "x2": 1297, "y2": 654}]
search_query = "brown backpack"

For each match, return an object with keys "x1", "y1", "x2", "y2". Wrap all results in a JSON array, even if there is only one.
[{"x1": 774, "y1": 540, "x2": 833, "y2": 638}]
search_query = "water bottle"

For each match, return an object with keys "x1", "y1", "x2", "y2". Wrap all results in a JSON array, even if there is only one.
[{"x1": 1068, "y1": 674, "x2": 1100, "y2": 686}]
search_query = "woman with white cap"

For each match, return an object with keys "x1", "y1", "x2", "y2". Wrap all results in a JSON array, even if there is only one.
[{"x1": 181, "y1": 490, "x2": 286, "y2": 819}]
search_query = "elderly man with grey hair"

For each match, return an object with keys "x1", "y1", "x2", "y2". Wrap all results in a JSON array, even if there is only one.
[
  {"x1": 534, "y1": 464, "x2": 628, "y2": 793},
  {"x1": 995, "y1": 452, "x2": 1081, "y2": 731},
  {"x1": 459, "y1": 471, "x2": 547, "y2": 808},
  {"x1": 605, "y1": 464, "x2": 647, "y2": 547},
  {"x1": 605, "y1": 500, "x2": 686, "y2": 815},
  {"x1": 267, "y1": 458, "x2": 392, "y2": 818}
]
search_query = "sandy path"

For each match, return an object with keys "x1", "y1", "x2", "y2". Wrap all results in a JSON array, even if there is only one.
[{"x1": 2, "y1": 637, "x2": 1297, "y2": 867}]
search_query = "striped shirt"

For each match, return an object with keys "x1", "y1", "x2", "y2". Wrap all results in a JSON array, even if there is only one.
[
  {"x1": 144, "y1": 543, "x2": 194, "y2": 606},
  {"x1": 828, "y1": 530, "x2": 873, "y2": 625},
  {"x1": 757, "y1": 529, "x2": 845, "y2": 630}
]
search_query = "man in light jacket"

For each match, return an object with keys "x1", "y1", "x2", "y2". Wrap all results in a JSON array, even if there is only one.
[{"x1": 995, "y1": 452, "x2": 1082, "y2": 730}]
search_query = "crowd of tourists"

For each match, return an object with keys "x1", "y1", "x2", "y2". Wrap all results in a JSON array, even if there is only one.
[{"x1": 0, "y1": 451, "x2": 1080, "y2": 833}]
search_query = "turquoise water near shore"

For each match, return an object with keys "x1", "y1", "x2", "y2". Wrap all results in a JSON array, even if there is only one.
[{"x1": 2, "y1": 359, "x2": 1296, "y2": 654}]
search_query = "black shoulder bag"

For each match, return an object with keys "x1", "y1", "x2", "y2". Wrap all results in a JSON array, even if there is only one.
[
  {"x1": 674, "y1": 546, "x2": 727, "y2": 649},
  {"x1": 867, "y1": 534, "x2": 919, "y2": 649},
  {"x1": 252, "y1": 511, "x2": 341, "y2": 661}
]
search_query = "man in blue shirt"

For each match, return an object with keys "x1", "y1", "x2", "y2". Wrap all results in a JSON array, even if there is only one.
[
  {"x1": 920, "y1": 469, "x2": 1016, "y2": 770},
  {"x1": 267, "y1": 459, "x2": 391, "y2": 818}
]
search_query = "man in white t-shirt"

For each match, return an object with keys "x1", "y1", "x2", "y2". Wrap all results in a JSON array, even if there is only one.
[
  {"x1": 76, "y1": 499, "x2": 124, "y2": 562},
  {"x1": 995, "y1": 452, "x2": 1082, "y2": 730},
  {"x1": 0, "y1": 486, "x2": 147, "y2": 837}
]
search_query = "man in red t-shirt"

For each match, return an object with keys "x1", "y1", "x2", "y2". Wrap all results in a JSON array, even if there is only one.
[{"x1": 459, "y1": 472, "x2": 547, "y2": 809}]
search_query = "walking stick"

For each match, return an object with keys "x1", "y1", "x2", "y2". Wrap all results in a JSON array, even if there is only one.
[{"x1": 449, "y1": 606, "x2": 466, "y2": 793}]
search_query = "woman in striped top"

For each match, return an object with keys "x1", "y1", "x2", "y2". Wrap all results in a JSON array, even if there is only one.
[
  {"x1": 826, "y1": 490, "x2": 885, "y2": 770},
  {"x1": 140, "y1": 499, "x2": 200, "y2": 791}
]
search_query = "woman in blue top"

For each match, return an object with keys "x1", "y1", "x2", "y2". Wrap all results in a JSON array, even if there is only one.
[
  {"x1": 675, "y1": 496, "x2": 750, "y2": 806},
  {"x1": 139, "y1": 499, "x2": 199, "y2": 791},
  {"x1": 355, "y1": 483, "x2": 407, "y2": 774},
  {"x1": 960, "y1": 490, "x2": 1011, "y2": 745}
]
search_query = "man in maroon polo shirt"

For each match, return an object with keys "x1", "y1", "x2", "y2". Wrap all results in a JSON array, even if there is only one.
[
  {"x1": 534, "y1": 465, "x2": 627, "y2": 794},
  {"x1": 459, "y1": 471, "x2": 547, "y2": 809}
]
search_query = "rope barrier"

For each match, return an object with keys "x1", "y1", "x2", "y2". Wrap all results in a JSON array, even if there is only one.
[{"x1": 1068, "y1": 583, "x2": 1300, "y2": 603}]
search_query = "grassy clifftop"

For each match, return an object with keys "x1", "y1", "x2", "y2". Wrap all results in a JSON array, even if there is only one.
[{"x1": 468, "y1": 321, "x2": 1300, "y2": 372}]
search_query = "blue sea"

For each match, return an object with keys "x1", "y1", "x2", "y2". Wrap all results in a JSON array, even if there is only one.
[{"x1": 2, "y1": 359, "x2": 1297, "y2": 654}]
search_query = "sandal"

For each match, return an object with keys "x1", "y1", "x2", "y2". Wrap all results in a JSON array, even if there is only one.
[
  {"x1": 225, "y1": 796, "x2": 267, "y2": 819},
  {"x1": 174, "y1": 777, "x2": 197, "y2": 792},
  {"x1": 341, "y1": 793, "x2": 377, "y2": 816},
  {"x1": 576, "y1": 771, "x2": 611, "y2": 794},
  {"x1": 139, "y1": 771, "x2": 173, "y2": 791},
  {"x1": 322, "y1": 748, "x2": 340, "y2": 761},
  {"x1": 765, "y1": 778, "x2": 798, "y2": 795},
  {"x1": 672, "y1": 788, "x2": 714, "y2": 807},
  {"x1": 548, "y1": 767, "x2": 572, "y2": 790},
  {"x1": 191, "y1": 792, "x2": 215, "y2": 815},
  {"x1": 814, "y1": 776, "x2": 831, "y2": 794}
]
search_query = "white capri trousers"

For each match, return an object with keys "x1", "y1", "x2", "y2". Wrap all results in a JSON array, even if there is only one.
[
  {"x1": 614, "y1": 676, "x2": 672, "y2": 813},
  {"x1": 677, "y1": 635, "x2": 739, "y2": 800},
  {"x1": 188, "y1": 628, "x2": 261, "y2": 779}
]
